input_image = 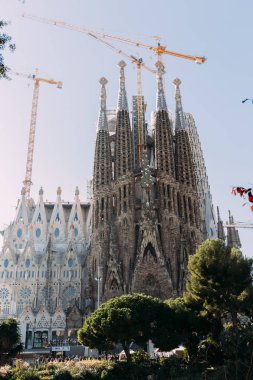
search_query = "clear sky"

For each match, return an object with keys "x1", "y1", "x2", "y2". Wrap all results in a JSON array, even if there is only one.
[{"x1": 0, "y1": 0, "x2": 252, "y2": 255}]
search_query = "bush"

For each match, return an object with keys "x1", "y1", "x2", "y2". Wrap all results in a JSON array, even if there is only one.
[
  {"x1": 52, "y1": 369, "x2": 72, "y2": 380},
  {"x1": 12, "y1": 368, "x2": 41, "y2": 380}
]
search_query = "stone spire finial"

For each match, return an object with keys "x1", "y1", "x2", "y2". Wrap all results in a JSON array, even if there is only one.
[
  {"x1": 97, "y1": 77, "x2": 108, "y2": 130},
  {"x1": 155, "y1": 61, "x2": 167, "y2": 111},
  {"x1": 57, "y1": 186, "x2": 62, "y2": 197},
  {"x1": 117, "y1": 60, "x2": 128, "y2": 111},
  {"x1": 173, "y1": 77, "x2": 187, "y2": 129},
  {"x1": 39, "y1": 187, "x2": 44, "y2": 196},
  {"x1": 173, "y1": 78, "x2": 183, "y2": 108},
  {"x1": 75, "y1": 186, "x2": 79, "y2": 197}
]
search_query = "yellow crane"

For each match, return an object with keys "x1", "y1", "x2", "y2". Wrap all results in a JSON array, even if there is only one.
[
  {"x1": 23, "y1": 14, "x2": 206, "y2": 165},
  {"x1": 12, "y1": 69, "x2": 62, "y2": 200},
  {"x1": 22, "y1": 14, "x2": 206, "y2": 64},
  {"x1": 224, "y1": 222, "x2": 253, "y2": 229}
]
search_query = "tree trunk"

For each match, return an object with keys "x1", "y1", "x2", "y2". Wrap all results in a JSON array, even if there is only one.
[
  {"x1": 122, "y1": 342, "x2": 131, "y2": 363},
  {"x1": 231, "y1": 310, "x2": 239, "y2": 380}
]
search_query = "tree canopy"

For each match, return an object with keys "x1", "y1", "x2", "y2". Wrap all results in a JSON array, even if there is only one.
[
  {"x1": 0, "y1": 21, "x2": 15, "y2": 79},
  {"x1": 185, "y1": 239, "x2": 253, "y2": 327},
  {"x1": 0, "y1": 318, "x2": 23, "y2": 364},
  {"x1": 78, "y1": 293, "x2": 180, "y2": 362}
]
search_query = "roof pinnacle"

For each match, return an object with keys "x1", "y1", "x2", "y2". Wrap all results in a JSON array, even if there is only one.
[
  {"x1": 75, "y1": 186, "x2": 80, "y2": 197},
  {"x1": 39, "y1": 186, "x2": 44, "y2": 197},
  {"x1": 155, "y1": 61, "x2": 167, "y2": 111},
  {"x1": 97, "y1": 77, "x2": 108, "y2": 130},
  {"x1": 117, "y1": 60, "x2": 128, "y2": 111},
  {"x1": 173, "y1": 77, "x2": 187, "y2": 129},
  {"x1": 57, "y1": 186, "x2": 62, "y2": 197}
]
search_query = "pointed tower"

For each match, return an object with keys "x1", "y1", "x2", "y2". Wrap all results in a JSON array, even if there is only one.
[
  {"x1": 217, "y1": 206, "x2": 225, "y2": 241},
  {"x1": 93, "y1": 77, "x2": 112, "y2": 195},
  {"x1": 49, "y1": 187, "x2": 66, "y2": 241},
  {"x1": 114, "y1": 61, "x2": 133, "y2": 179},
  {"x1": 173, "y1": 78, "x2": 200, "y2": 227},
  {"x1": 13, "y1": 187, "x2": 30, "y2": 249},
  {"x1": 174, "y1": 78, "x2": 195, "y2": 187},
  {"x1": 154, "y1": 61, "x2": 175, "y2": 176},
  {"x1": 112, "y1": 61, "x2": 135, "y2": 293},
  {"x1": 227, "y1": 210, "x2": 241, "y2": 249},
  {"x1": 31, "y1": 187, "x2": 48, "y2": 244},
  {"x1": 67, "y1": 187, "x2": 85, "y2": 243},
  {"x1": 90, "y1": 77, "x2": 113, "y2": 307}
]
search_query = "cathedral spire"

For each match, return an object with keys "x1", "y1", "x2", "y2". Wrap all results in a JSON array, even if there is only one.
[
  {"x1": 217, "y1": 206, "x2": 225, "y2": 241},
  {"x1": 227, "y1": 210, "x2": 241, "y2": 249},
  {"x1": 156, "y1": 61, "x2": 167, "y2": 111},
  {"x1": 173, "y1": 78, "x2": 187, "y2": 130},
  {"x1": 117, "y1": 60, "x2": 128, "y2": 111},
  {"x1": 93, "y1": 78, "x2": 112, "y2": 192},
  {"x1": 97, "y1": 77, "x2": 108, "y2": 130}
]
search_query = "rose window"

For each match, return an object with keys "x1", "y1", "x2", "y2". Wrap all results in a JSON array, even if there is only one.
[
  {"x1": 0, "y1": 288, "x2": 9, "y2": 300},
  {"x1": 20, "y1": 287, "x2": 32, "y2": 299}
]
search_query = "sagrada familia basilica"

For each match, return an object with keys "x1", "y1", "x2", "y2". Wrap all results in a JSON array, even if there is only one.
[{"x1": 0, "y1": 61, "x2": 240, "y2": 349}]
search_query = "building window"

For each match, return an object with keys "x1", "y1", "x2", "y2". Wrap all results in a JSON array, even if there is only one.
[
  {"x1": 36, "y1": 228, "x2": 41, "y2": 238},
  {"x1": 17, "y1": 228, "x2": 23, "y2": 238},
  {"x1": 33, "y1": 331, "x2": 48, "y2": 348},
  {"x1": 68, "y1": 258, "x2": 74, "y2": 268},
  {"x1": 25, "y1": 259, "x2": 31, "y2": 268},
  {"x1": 54, "y1": 228, "x2": 60, "y2": 238}
]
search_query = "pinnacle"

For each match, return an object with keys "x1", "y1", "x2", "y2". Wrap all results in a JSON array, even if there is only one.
[
  {"x1": 118, "y1": 60, "x2": 126, "y2": 68},
  {"x1": 117, "y1": 60, "x2": 128, "y2": 111},
  {"x1": 156, "y1": 61, "x2": 167, "y2": 111},
  {"x1": 99, "y1": 77, "x2": 108, "y2": 86},
  {"x1": 97, "y1": 76, "x2": 108, "y2": 130},
  {"x1": 173, "y1": 78, "x2": 181, "y2": 87}
]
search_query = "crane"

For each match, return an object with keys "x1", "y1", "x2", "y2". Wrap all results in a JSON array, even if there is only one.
[
  {"x1": 23, "y1": 14, "x2": 205, "y2": 166},
  {"x1": 224, "y1": 222, "x2": 253, "y2": 229},
  {"x1": 12, "y1": 69, "x2": 62, "y2": 200},
  {"x1": 22, "y1": 14, "x2": 206, "y2": 64},
  {"x1": 22, "y1": 14, "x2": 156, "y2": 167}
]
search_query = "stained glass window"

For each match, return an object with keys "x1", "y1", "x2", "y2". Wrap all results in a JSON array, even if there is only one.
[{"x1": 17, "y1": 228, "x2": 22, "y2": 238}]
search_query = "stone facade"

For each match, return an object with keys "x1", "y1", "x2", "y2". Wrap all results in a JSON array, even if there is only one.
[
  {"x1": 0, "y1": 186, "x2": 90, "y2": 346},
  {"x1": 0, "y1": 61, "x2": 223, "y2": 347},
  {"x1": 86, "y1": 63, "x2": 204, "y2": 308}
]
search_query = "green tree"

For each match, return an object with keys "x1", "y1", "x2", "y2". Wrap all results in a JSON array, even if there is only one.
[
  {"x1": 0, "y1": 21, "x2": 15, "y2": 79},
  {"x1": 166, "y1": 297, "x2": 217, "y2": 361},
  {"x1": 78, "y1": 294, "x2": 180, "y2": 362},
  {"x1": 0, "y1": 318, "x2": 23, "y2": 364},
  {"x1": 184, "y1": 239, "x2": 253, "y2": 378},
  {"x1": 185, "y1": 239, "x2": 253, "y2": 329}
]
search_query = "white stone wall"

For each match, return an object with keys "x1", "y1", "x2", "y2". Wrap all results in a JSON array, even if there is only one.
[{"x1": 0, "y1": 187, "x2": 91, "y2": 346}]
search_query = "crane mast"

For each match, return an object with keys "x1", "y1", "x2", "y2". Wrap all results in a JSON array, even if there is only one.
[
  {"x1": 23, "y1": 78, "x2": 40, "y2": 200},
  {"x1": 12, "y1": 69, "x2": 62, "y2": 200}
]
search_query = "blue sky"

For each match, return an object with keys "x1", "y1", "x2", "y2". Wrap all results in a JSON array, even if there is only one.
[{"x1": 0, "y1": 0, "x2": 252, "y2": 255}]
